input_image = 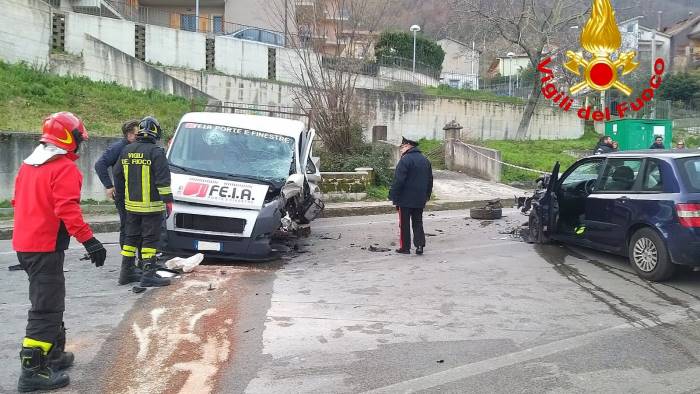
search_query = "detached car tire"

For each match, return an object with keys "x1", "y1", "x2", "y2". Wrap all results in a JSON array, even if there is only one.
[
  {"x1": 528, "y1": 210, "x2": 549, "y2": 244},
  {"x1": 470, "y1": 207, "x2": 502, "y2": 220},
  {"x1": 628, "y1": 228, "x2": 675, "y2": 282}
]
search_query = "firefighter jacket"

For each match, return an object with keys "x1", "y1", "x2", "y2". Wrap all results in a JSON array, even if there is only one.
[
  {"x1": 12, "y1": 155, "x2": 94, "y2": 252},
  {"x1": 113, "y1": 137, "x2": 172, "y2": 215}
]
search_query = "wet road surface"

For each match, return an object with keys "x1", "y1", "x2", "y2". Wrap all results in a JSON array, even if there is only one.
[{"x1": 2, "y1": 208, "x2": 700, "y2": 393}]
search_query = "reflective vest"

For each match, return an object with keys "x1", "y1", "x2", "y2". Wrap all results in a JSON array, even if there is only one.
[{"x1": 114, "y1": 138, "x2": 172, "y2": 214}]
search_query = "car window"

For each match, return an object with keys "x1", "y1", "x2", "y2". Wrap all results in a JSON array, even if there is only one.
[
  {"x1": 677, "y1": 157, "x2": 700, "y2": 192},
  {"x1": 261, "y1": 30, "x2": 277, "y2": 45},
  {"x1": 641, "y1": 159, "x2": 663, "y2": 192},
  {"x1": 238, "y1": 29, "x2": 260, "y2": 41},
  {"x1": 598, "y1": 159, "x2": 643, "y2": 192},
  {"x1": 560, "y1": 160, "x2": 604, "y2": 189}
]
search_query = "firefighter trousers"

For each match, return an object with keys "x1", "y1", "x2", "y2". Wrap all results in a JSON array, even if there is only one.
[
  {"x1": 122, "y1": 213, "x2": 162, "y2": 261},
  {"x1": 398, "y1": 207, "x2": 426, "y2": 250},
  {"x1": 17, "y1": 251, "x2": 65, "y2": 349}
]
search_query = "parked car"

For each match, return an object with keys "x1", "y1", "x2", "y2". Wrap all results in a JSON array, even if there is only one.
[
  {"x1": 225, "y1": 27, "x2": 285, "y2": 47},
  {"x1": 528, "y1": 150, "x2": 700, "y2": 281}
]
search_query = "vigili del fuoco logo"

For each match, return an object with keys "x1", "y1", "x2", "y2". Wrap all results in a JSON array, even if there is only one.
[{"x1": 537, "y1": 0, "x2": 665, "y2": 121}]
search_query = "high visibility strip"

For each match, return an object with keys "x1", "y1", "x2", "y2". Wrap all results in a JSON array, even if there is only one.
[
  {"x1": 142, "y1": 165, "x2": 151, "y2": 204},
  {"x1": 141, "y1": 247, "x2": 157, "y2": 254},
  {"x1": 141, "y1": 253, "x2": 156, "y2": 259},
  {"x1": 121, "y1": 250, "x2": 136, "y2": 257},
  {"x1": 23, "y1": 337, "x2": 52, "y2": 354},
  {"x1": 122, "y1": 245, "x2": 137, "y2": 252},
  {"x1": 157, "y1": 186, "x2": 172, "y2": 195},
  {"x1": 123, "y1": 164, "x2": 130, "y2": 202}
]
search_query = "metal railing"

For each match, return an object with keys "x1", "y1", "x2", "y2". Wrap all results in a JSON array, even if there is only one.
[{"x1": 52, "y1": 0, "x2": 284, "y2": 38}]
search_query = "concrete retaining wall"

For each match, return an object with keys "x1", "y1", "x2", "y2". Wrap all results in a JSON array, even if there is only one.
[
  {"x1": 320, "y1": 168, "x2": 374, "y2": 200},
  {"x1": 215, "y1": 36, "x2": 269, "y2": 79},
  {"x1": 51, "y1": 35, "x2": 211, "y2": 100},
  {"x1": 0, "y1": 132, "x2": 123, "y2": 201},
  {"x1": 445, "y1": 139, "x2": 501, "y2": 182},
  {"x1": 65, "y1": 12, "x2": 135, "y2": 57},
  {"x1": 0, "y1": 0, "x2": 51, "y2": 67},
  {"x1": 146, "y1": 25, "x2": 206, "y2": 70}
]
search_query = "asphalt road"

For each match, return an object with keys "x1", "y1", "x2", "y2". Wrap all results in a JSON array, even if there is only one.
[{"x1": 2, "y1": 209, "x2": 700, "y2": 393}]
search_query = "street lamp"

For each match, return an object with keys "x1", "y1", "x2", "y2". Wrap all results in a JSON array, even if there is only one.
[
  {"x1": 410, "y1": 25, "x2": 421, "y2": 73},
  {"x1": 507, "y1": 52, "x2": 515, "y2": 96}
]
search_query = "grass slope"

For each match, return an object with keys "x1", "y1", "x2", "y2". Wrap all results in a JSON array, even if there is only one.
[
  {"x1": 0, "y1": 62, "x2": 198, "y2": 137},
  {"x1": 479, "y1": 130, "x2": 600, "y2": 184}
]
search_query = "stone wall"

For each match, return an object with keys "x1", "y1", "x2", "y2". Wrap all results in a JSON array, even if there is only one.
[
  {"x1": 445, "y1": 139, "x2": 502, "y2": 182},
  {"x1": 319, "y1": 168, "x2": 375, "y2": 201},
  {"x1": 0, "y1": 132, "x2": 123, "y2": 201}
]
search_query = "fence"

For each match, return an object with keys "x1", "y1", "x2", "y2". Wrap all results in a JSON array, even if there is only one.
[{"x1": 54, "y1": 0, "x2": 284, "y2": 38}]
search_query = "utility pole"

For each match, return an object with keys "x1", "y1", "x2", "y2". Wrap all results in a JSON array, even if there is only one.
[
  {"x1": 195, "y1": 0, "x2": 200, "y2": 32},
  {"x1": 284, "y1": 0, "x2": 289, "y2": 46}
]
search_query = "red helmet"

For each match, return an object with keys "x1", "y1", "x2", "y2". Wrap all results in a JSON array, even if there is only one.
[{"x1": 40, "y1": 112, "x2": 88, "y2": 153}]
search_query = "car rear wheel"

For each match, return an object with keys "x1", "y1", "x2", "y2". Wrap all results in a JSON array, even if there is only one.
[
  {"x1": 528, "y1": 210, "x2": 549, "y2": 244},
  {"x1": 628, "y1": 228, "x2": 675, "y2": 282}
]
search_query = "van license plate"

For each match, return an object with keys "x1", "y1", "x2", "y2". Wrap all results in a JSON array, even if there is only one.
[{"x1": 196, "y1": 241, "x2": 221, "y2": 251}]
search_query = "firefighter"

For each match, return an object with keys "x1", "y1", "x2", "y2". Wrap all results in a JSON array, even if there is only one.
[
  {"x1": 113, "y1": 116, "x2": 172, "y2": 287},
  {"x1": 12, "y1": 112, "x2": 107, "y2": 392}
]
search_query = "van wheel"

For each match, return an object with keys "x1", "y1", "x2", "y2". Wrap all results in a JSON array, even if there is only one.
[
  {"x1": 628, "y1": 228, "x2": 675, "y2": 282},
  {"x1": 528, "y1": 210, "x2": 549, "y2": 244}
]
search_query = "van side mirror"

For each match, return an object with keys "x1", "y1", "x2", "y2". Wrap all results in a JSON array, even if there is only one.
[{"x1": 282, "y1": 174, "x2": 305, "y2": 199}]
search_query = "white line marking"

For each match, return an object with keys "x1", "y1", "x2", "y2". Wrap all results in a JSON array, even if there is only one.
[{"x1": 363, "y1": 303, "x2": 700, "y2": 393}]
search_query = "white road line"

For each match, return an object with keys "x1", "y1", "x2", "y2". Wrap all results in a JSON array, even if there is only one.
[{"x1": 363, "y1": 303, "x2": 700, "y2": 394}]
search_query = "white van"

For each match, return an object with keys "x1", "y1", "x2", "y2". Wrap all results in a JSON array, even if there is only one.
[{"x1": 163, "y1": 112, "x2": 323, "y2": 261}]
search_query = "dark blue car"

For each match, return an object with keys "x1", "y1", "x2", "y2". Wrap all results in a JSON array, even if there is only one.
[{"x1": 529, "y1": 150, "x2": 700, "y2": 281}]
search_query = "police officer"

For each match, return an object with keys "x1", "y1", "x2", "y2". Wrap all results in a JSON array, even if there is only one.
[
  {"x1": 389, "y1": 137, "x2": 433, "y2": 255},
  {"x1": 12, "y1": 112, "x2": 107, "y2": 392},
  {"x1": 94, "y1": 120, "x2": 139, "y2": 284},
  {"x1": 113, "y1": 116, "x2": 172, "y2": 287}
]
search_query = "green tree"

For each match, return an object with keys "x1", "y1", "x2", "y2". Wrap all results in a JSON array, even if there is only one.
[
  {"x1": 658, "y1": 73, "x2": 700, "y2": 102},
  {"x1": 374, "y1": 31, "x2": 446, "y2": 72}
]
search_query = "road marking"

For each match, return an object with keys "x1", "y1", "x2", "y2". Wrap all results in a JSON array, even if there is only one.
[{"x1": 363, "y1": 302, "x2": 700, "y2": 393}]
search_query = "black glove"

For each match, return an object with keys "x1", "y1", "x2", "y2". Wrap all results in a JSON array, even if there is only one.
[{"x1": 82, "y1": 237, "x2": 106, "y2": 267}]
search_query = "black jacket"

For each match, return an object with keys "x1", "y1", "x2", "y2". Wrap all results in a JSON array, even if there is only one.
[
  {"x1": 389, "y1": 147, "x2": 433, "y2": 209},
  {"x1": 650, "y1": 142, "x2": 665, "y2": 149},
  {"x1": 594, "y1": 142, "x2": 613, "y2": 155},
  {"x1": 113, "y1": 137, "x2": 172, "y2": 215},
  {"x1": 94, "y1": 138, "x2": 129, "y2": 190}
]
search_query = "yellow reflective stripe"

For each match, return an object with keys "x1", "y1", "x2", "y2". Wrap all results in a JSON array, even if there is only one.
[
  {"x1": 157, "y1": 186, "x2": 172, "y2": 195},
  {"x1": 142, "y1": 165, "x2": 151, "y2": 204},
  {"x1": 123, "y1": 245, "x2": 137, "y2": 252},
  {"x1": 141, "y1": 247, "x2": 157, "y2": 254},
  {"x1": 124, "y1": 164, "x2": 130, "y2": 202},
  {"x1": 124, "y1": 203, "x2": 165, "y2": 213},
  {"x1": 141, "y1": 252, "x2": 156, "y2": 259},
  {"x1": 121, "y1": 250, "x2": 136, "y2": 257},
  {"x1": 23, "y1": 337, "x2": 52, "y2": 354}
]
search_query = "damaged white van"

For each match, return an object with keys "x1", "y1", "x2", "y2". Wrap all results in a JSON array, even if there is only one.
[{"x1": 163, "y1": 112, "x2": 323, "y2": 261}]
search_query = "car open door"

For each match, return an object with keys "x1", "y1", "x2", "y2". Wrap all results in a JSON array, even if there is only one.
[
  {"x1": 301, "y1": 128, "x2": 320, "y2": 184},
  {"x1": 529, "y1": 162, "x2": 559, "y2": 243}
]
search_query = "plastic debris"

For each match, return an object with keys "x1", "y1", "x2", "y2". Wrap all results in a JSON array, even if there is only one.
[{"x1": 164, "y1": 253, "x2": 204, "y2": 273}]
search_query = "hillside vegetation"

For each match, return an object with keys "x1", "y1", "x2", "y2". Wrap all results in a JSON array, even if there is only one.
[{"x1": 0, "y1": 62, "x2": 197, "y2": 137}]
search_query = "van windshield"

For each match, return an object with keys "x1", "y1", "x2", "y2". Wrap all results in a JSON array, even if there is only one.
[
  {"x1": 677, "y1": 157, "x2": 700, "y2": 193},
  {"x1": 169, "y1": 122, "x2": 295, "y2": 184}
]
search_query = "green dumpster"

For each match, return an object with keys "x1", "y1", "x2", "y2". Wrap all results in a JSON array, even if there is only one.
[{"x1": 604, "y1": 119, "x2": 673, "y2": 151}]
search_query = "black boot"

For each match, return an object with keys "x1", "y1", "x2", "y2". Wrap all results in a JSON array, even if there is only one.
[
  {"x1": 18, "y1": 347, "x2": 69, "y2": 392},
  {"x1": 416, "y1": 246, "x2": 424, "y2": 255},
  {"x1": 139, "y1": 258, "x2": 171, "y2": 287},
  {"x1": 118, "y1": 257, "x2": 142, "y2": 285},
  {"x1": 47, "y1": 323, "x2": 74, "y2": 371}
]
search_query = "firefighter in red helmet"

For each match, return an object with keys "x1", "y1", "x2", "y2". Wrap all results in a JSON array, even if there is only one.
[{"x1": 12, "y1": 112, "x2": 107, "y2": 392}]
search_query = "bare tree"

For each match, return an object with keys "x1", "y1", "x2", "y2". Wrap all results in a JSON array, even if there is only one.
[
  {"x1": 268, "y1": 0, "x2": 390, "y2": 153},
  {"x1": 453, "y1": 0, "x2": 588, "y2": 139}
]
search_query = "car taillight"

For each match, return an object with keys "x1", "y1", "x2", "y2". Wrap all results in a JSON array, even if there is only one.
[{"x1": 677, "y1": 203, "x2": 700, "y2": 228}]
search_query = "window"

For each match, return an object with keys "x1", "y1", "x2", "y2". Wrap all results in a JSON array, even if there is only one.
[
  {"x1": 181, "y1": 15, "x2": 197, "y2": 32},
  {"x1": 677, "y1": 157, "x2": 700, "y2": 192},
  {"x1": 641, "y1": 160, "x2": 664, "y2": 192},
  {"x1": 561, "y1": 160, "x2": 604, "y2": 189},
  {"x1": 598, "y1": 159, "x2": 643, "y2": 192},
  {"x1": 237, "y1": 28, "x2": 260, "y2": 41},
  {"x1": 213, "y1": 16, "x2": 223, "y2": 34}
]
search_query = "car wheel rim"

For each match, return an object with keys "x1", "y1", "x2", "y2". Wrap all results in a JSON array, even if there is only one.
[{"x1": 633, "y1": 237, "x2": 658, "y2": 272}]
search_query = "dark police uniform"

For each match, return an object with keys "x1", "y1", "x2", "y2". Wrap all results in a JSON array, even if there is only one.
[{"x1": 389, "y1": 138, "x2": 433, "y2": 254}]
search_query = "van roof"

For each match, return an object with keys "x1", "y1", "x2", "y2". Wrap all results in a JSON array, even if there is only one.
[{"x1": 179, "y1": 112, "x2": 306, "y2": 139}]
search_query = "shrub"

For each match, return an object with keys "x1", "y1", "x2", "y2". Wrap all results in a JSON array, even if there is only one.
[
  {"x1": 319, "y1": 143, "x2": 394, "y2": 187},
  {"x1": 374, "y1": 31, "x2": 445, "y2": 73}
]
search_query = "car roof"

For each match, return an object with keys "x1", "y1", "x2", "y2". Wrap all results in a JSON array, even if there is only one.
[
  {"x1": 179, "y1": 112, "x2": 306, "y2": 139},
  {"x1": 594, "y1": 150, "x2": 700, "y2": 159}
]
